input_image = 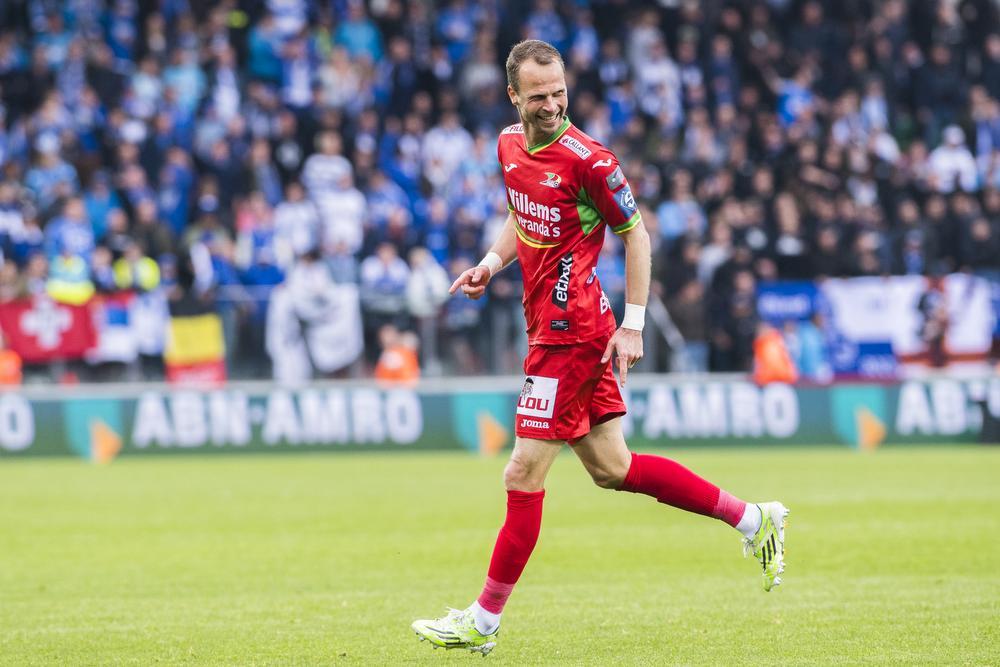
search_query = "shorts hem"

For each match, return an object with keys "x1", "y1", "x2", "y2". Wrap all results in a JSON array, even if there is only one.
[
  {"x1": 514, "y1": 427, "x2": 589, "y2": 443},
  {"x1": 566, "y1": 409, "x2": 626, "y2": 445}
]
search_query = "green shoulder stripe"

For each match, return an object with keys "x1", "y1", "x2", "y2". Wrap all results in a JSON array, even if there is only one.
[{"x1": 576, "y1": 186, "x2": 604, "y2": 236}]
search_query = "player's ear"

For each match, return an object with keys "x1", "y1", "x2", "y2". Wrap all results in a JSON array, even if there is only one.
[{"x1": 507, "y1": 84, "x2": 518, "y2": 106}]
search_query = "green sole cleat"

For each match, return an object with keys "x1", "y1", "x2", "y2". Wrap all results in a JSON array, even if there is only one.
[
  {"x1": 412, "y1": 608, "x2": 498, "y2": 657},
  {"x1": 744, "y1": 502, "x2": 789, "y2": 591}
]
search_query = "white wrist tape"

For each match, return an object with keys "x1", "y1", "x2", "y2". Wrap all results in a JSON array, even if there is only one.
[
  {"x1": 478, "y1": 251, "x2": 503, "y2": 277},
  {"x1": 621, "y1": 303, "x2": 646, "y2": 331}
]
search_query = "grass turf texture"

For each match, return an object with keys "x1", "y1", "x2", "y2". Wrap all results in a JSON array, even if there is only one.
[{"x1": 1, "y1": 447, "x2": 998, "y2": 666}]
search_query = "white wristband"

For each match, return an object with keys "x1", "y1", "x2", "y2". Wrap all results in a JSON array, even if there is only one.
[
  {"x1": 478, "y1": 251, "x2": 503, "y2": 277},
  {"x1": 621, "y1": 303, "x2": 646, "y2": 331}
]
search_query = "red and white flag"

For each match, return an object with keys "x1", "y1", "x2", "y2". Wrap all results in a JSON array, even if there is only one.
[{"x1": 0, "y1": 297, "x2": 98, "y2": 362}]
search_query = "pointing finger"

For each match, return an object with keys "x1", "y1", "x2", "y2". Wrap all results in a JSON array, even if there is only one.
[
  {"x1": 618, "y1": 355, "x2": 628, "y2": 386},
  {"x1": 600, "y1": 337, "x2": 615, "y2": 364}
]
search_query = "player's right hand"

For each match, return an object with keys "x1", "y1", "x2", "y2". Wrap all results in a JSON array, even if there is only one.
[{"x1": 449, "y1": 265, "x2": 491, "y2": 300}]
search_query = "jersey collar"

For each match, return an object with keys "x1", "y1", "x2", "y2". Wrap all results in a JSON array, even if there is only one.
[{"x1": 525, "y1": 116, "x2": 571, "y2": 154}]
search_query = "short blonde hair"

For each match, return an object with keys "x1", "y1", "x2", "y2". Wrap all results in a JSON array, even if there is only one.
[{"x1": 505, "y1": 40, "x2": 565, "y2": 92}]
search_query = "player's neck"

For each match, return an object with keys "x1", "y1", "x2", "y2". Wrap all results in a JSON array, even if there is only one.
[{"x1": 524, "y1": 117, "x2": 568, "y2": 150}]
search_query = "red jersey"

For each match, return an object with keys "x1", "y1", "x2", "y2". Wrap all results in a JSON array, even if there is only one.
[{"x1": 498, "y1": 118, "x2": 642, "y2": 345}]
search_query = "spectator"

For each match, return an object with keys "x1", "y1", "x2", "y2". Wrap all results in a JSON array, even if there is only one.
[
  {"x1": 25, "y1": 134, "x2": 77, "y2": 211},
  {"x1": 90, "y1": 245, "x2": 117, "y2": 293},
  {"x1": 667, "y1": 279, "x2": 708, "y2": 373},
  {"x1": 44, "y1": 197, "x2": 93, "y2": 261},
  {"x1": 422, "y1": 110, "x2": 472, "y2": 194},
  {"x1": 113, "y1": 240, "x2": 160, "y2": 292},
  {"x1": 928, "y1": 125, "x2": 979, "y2": 193},
  {"x1": 318, "y1": 47, "x2": 362, "y2": 113},
  {"x1": 131, "y1": 198, "x2": 174, "y2": 260},
  {"x1": 373, "y1": 324, "x2": 420, "y2": 385},
  {"x1": 334, "y1": 3, "x2": 383, "y2": 64},
  {"x1": 317, "y1": 171, "x2": 366, "y2": 256},
  {"x1": 752, "y1": 323, "x2": 798, "y2": 386},
  {"x1": 273, "y1": 180, "x2": 319, "y2": 268},
  {"x1": 359, "y1": 241, "x2": 410, "y2": 361}
]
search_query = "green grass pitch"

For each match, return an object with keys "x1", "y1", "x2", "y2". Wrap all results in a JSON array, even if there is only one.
[{"x1": 1, "y1": 446, "x2": 998, "y2": 665}]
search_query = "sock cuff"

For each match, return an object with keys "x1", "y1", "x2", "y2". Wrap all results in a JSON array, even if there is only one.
[
  {"x1": 714, "y1": 490, "x2": 747, "y2": 527},
  {"x1": 618, "y1": 451, "x2": 641, "y2": 493},
  {"x1": 477, "y1": 576, "x2": 516, "y2": 614},
  {"x1": 506, "y1": 488, "x2": 545, "y2": 507}
]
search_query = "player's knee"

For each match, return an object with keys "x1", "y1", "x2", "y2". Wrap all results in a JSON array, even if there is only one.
[
  {"x1": 503, "y1": 457, "x2": 546, "y2": 492},
  {"x1": 589, "y1": 464, "x2": 627, "y2": 490},
  {"x1": 503, "y1": 459, "x2": 542, "y2": 491}
]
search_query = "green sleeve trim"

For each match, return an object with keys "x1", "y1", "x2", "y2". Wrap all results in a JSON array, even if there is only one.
[{"x1": 612, "y1": 211, "x2": 642, "y2": 235}]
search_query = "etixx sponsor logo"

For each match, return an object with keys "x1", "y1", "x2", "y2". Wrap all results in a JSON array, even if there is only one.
[{"x1": 551, "y1": 252, "x2": 573, "y2": 310}]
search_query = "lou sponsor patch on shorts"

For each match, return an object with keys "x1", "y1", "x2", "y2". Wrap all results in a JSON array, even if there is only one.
[{"x1": 516, "y1": 375, "x2": 558, "y2": 419}]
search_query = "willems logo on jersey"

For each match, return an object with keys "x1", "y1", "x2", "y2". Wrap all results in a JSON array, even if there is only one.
[
  {"x1": 551, "y1": 252, "x2": 573, "y2": 310},
  {"x1": 508, "y1": 187, "x2": 562, "y2": 222}
]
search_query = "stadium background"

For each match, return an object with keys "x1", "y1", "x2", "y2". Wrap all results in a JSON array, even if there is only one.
[
  {"x1": 0, "y1": 1, "x2": 998, "y2": 665},
  {"x1": 0, "y1": 0, "x2": 996, "y2": 384}
]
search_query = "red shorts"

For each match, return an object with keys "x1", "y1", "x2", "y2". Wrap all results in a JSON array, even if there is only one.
[{"x1": 514, "y1": 333, "x2": 627, "y2": 443}]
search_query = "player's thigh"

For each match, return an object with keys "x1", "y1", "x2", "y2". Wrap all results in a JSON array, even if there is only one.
[
  {"x1": 570, "y1": 417, "x2": 631, "y2": 488},
  {"x1": 504, "y1": 436, "x2": 563, "y2": 491}
]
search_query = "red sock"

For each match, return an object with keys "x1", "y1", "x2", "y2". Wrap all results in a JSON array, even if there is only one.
[
  {"x1": 476, "y1": 489, "x2": 544, "y2": 614},
  {"x1": 619, "y1": 452, "x2": 746, "y2": 526}
]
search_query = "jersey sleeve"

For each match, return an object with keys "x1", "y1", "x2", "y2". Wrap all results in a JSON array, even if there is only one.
[
  {"x1": 497, "y1": 136, "x2": 516, "y2": 213},
  {"x1": 579, "y1": 149, "x2": 642, "y2": 235}
]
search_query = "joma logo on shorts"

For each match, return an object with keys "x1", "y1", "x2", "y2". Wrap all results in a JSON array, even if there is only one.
[{"x1": 520, "y1": 419, "x2": 550, "y2": 429}]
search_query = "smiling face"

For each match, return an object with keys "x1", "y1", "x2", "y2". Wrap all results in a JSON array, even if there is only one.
[{"x1": 508, "y1": 59, "x2": 568, "y2": 146}]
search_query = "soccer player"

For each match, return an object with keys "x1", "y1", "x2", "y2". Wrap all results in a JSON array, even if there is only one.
[{"x1": 412, "y1": 40, "x2": 788, "y2": 656}]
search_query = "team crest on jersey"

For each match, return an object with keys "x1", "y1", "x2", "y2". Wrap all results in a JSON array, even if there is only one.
[
  {"x1": 501, "y1": 124, "x2": 524, "y2": 135},
  {"x1": 540, "y1": 172, "x2": 562, "y2": 188},
  {"x1": 558, "y1": 134, "x2": 593, "y2": 159}
]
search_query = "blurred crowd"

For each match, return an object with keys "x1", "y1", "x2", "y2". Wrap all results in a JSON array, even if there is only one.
[{"x1": 0, "y1": 0, "x2": 998, "y2": 380}]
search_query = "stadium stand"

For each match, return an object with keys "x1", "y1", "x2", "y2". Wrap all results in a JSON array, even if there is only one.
[{"x1": 0, "y1": 0, "x2": 997, "y2": 382}]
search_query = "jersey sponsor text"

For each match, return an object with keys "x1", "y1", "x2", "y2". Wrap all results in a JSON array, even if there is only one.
[
  {"x1": 558, "y1": 134, "x2": 593, "y2": 159},
  {"x1": 516, "y1": 214, "x2": 561, "y2": 238},
  {"x1": 508, "y1": 187, "x2": 562, "y2": 222},
  {"x1": 551, "y1": 252, "x2": 573, "y2": 310}
]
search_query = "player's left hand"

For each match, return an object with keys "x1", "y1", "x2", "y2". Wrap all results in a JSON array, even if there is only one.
[{"x1": 601, "y1": 327, "x2": 643, "y2": 387}]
